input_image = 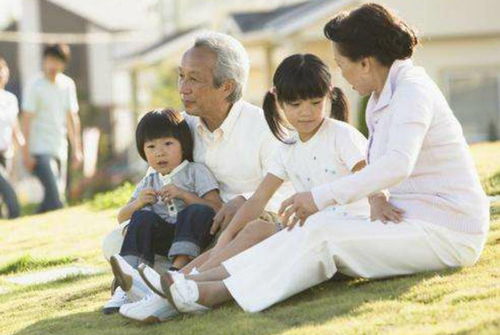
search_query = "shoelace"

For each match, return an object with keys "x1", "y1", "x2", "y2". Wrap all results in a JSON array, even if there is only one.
[{"x1": 141, "y1": 294, "x2": 156, "y2": 303}]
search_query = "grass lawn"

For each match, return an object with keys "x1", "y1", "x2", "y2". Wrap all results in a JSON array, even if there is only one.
[{"x1": 0, "y1": 142, "x2": 499, "y2": 335}]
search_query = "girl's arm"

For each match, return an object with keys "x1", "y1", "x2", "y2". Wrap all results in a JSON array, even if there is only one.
[
  {"x1": 216, "y1": 173, "x2": 284, "y2": 245},
  {"x1": 117, "y1": 189, "x2": 157, "y2": 223}
]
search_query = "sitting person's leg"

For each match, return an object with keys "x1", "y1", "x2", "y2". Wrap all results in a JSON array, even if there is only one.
[
  {"x1": 180, "y1": 248, "x2": 212, "y2": 275},
  {"x1": 181, "y1": 212, "x2": 281, "y2": 274},
  {"x1": 196, "y1": 219, "x2": 276, "y2": 273},
  {"x1": 121, "y1": 210, "x2": 175, "y2": 268},
  {"x1": 168, "y1": 204, "x2": 215, "y2": 270},
  {"x1": 157, "y1": 211, "x2": 483, "y2": 313}
]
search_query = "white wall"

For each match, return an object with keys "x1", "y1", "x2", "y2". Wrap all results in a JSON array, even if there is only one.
[
  {"x1": 87, "y1": 23, "x2": 113, "y2": 106},
  {"x1": 19, "y1": 0, "x2": 41, "y2": 89}
]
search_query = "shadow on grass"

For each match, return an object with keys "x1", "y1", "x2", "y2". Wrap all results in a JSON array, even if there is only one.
[{"x1": 10, "y1": 269, "x2": 457, "y2": 335}]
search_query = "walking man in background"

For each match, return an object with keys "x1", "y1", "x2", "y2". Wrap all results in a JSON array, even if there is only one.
[{"x1": 21, "y1": 43, "x2": 83, "y2": 213}]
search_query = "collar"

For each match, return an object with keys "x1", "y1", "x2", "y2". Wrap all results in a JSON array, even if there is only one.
[
  {"x1": 196, "y1": 100, "x2": 243, "y2": 140},
  {"x1": 296, "y1": 117, "x2": 328, "y2": 147},
  {"x1": 369, "y1": 58, "x2": 414, "y2": 114},
  {"x1": 159, "y1": 159, "x2": 190, "y2": 183},
  {"x1": 41, "y1": 73, "x2": 66, "y2": 87}
]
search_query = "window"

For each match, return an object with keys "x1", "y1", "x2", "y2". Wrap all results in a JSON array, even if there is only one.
[{"x1": 445, "y1": 69, "x2": 500, "y2": 143}]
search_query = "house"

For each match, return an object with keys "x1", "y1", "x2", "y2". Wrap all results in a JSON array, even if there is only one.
[
  {"x1": 0, "y1": 0, "x2": 160, "y2": 155},
  {"x1": 0, "y1": 0, "x2": 160, "y2": 201},
  {"x1": 120, "y1": 0, "x2": 500, "y2": 143}
]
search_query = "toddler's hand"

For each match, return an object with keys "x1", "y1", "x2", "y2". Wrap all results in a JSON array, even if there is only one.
[
  {"x1": 158, "y1": 184, "x2": 184, "y2": 202},
  {"x1": 137, "y1": 188, "x2": 158, "y2": 207}
]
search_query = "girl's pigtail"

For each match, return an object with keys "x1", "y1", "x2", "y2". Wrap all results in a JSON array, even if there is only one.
[
  {"x1": 263, "y1": 90, "x2": 287, "y2": 143},
  {"x1": 330, "y1": 86, "x2": 349, "y2": 122}
]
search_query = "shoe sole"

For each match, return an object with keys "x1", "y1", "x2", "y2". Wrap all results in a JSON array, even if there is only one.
[
  {"x1": 137, "y1": 264, "x2": 168, "y2": 299},
  {"x1": 110, "y1": 256, "x2": 133, "y2": 292},
  {"x1": 158, "y1": 272, "x2": 180, "y2": 312},
  {"x1": 120, "y1": 313, "x2": 162, "y2": 324},
  {"x1": 102, "y1": 307, "x2": 119, "y2": 315}
]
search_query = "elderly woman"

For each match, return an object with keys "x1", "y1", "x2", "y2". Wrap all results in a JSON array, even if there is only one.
[{"x1": 116, "y1": 3, "x2": 489, "y2": 317}]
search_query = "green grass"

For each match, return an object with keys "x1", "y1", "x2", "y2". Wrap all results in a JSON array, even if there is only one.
[
  {"x1": 0, "y1": 255, "x2": 76, "y2": 275},
  {"x1": 88, "y1": 182, "x2": 135, "y2": 211},
  {"x1": 0, "y1": 142, "x2": 499, "y2": 335}
]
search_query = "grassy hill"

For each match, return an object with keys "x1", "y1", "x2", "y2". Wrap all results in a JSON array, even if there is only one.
[{"x1": 0, "y1": 142, "x2": 499, "y2": 335}]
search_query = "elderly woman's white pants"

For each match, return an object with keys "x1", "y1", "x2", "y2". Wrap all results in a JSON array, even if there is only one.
[{"x1": 222, "y1": 210, "x2": 486, "y2": 312}]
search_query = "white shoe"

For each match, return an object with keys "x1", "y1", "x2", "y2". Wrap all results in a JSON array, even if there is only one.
[
  {"x1": 119, "y1": 294, "x2": 178, "y2": 323},
  {"x1": 110, "y1": 254, "x2": 151, "y2": 301},
  {"x1": 169, "y1": 275, "x2": 209, "y2": 314},
  {"x1": 138, "y1": 263, "x2": 184, "y2": 299},
  {"x1": 102, "y1": 287, "x2": 129, "y2": 315}
]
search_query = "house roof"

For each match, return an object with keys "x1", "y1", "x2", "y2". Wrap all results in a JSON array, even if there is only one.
[
  {"x1": 231, "y1": 2, "x2": 308, "y2": 33},
  {"x1": 230, "y1": 0, "x2": 354, "y2": 37},
  {"x1": 117, "y1": 26, "x2": 206, "y2": 68},
  {"x1": 119, "y1": 27, "x2": 202, "y2": 60},
  {"x1": 46, "y1": 0, "x2": 156, "y2": 31}
]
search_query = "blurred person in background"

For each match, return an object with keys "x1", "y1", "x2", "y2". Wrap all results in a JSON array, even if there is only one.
[
  {"x1": 0, "y1": 57, "x2": 23, "y2": 219},
  {"x1": 21, "y1": 43, "x2": 83, "y2": 213}
]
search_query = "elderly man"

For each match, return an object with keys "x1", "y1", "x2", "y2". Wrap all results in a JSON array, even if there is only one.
[{"x1": 102, "y1": 32, "x2": 290, "y2": 318}]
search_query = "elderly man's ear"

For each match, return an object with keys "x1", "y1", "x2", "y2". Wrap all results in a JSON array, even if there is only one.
[{"x1": 221, "y1": 79, "x2": 236, "y2": 100}]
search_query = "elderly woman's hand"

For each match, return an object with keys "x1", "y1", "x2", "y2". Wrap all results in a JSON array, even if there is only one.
[
  {"x1": 279, "y1": 192, "x2": 319, "y2": 231},
  {"x1": 369, "y1": 193, "x2": 404, "y2": 223}
]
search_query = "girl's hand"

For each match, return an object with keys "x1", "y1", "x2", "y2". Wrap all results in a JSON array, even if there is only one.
[
  {"x1": 159, "y1": 184, "x2": 185, "y2": 202},
  {"x1": 369, "y1": 195, "x2": 404, "y2": 223},
  {"x1": 279, "y1": 192, "x2": 319, "y2": 231},
  {"x1": 137, "y1": 188, "x2": 158, "y2": 207}
]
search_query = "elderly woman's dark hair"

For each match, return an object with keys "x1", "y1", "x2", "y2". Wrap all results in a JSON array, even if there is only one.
[{"x1": 324, "y1": 3, "x2": 418, "y2": 66}]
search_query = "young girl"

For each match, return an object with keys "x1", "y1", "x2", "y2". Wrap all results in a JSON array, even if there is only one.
[
  {"x1": 208, "y1": 53, "x2": 375, "y2": 255},
  {"x1": 103, "y1": 108, "x2": 222, "y2": 314},
  {"x1": 113, "y1": 54, "x2": 402, "y2": 322}
]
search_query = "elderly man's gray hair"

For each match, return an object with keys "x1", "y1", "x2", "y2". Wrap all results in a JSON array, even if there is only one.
[{"x1": 194, "y1": 32, "x2": 250, "y2": 103}]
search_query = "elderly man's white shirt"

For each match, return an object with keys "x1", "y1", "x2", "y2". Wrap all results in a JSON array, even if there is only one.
[{"x1": 184, "y1": 99, "x2": 291, "y2": 212}]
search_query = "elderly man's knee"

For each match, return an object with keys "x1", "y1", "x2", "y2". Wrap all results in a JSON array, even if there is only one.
[{"x1": 239, "y1": 219, "x2": 275, "y2": 243}]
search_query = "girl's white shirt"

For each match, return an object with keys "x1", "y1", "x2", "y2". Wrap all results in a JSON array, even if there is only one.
[{"x1": 268, "y1": 117, "x2": 369, "y2": 218}]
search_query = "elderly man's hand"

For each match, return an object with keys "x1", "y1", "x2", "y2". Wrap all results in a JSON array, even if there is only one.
[
  {"x1": 210, "y1": 195, "x2": 246, "y2": 235},
  {"x1": 279, "y1": 192, "x2": 319, "y2": 231}
]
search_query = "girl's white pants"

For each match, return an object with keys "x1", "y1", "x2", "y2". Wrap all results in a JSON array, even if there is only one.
[{"x1": 222, "y1": 210, "x2": 486, "y2": 313}]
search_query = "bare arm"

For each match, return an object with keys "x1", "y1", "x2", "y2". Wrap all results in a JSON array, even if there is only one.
[
  {"x1": 20, "y1": 112, "x2": 36, "y2": 171},
  {"x1": 219, "y1": 173, "x2": 283, "y2": 241},
  {"x1": 12, "y1": 118, "x2": 25, "y2": 147},
  {"x1": 66, "y1": 111, "x2": 83, "y2": 166}
]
